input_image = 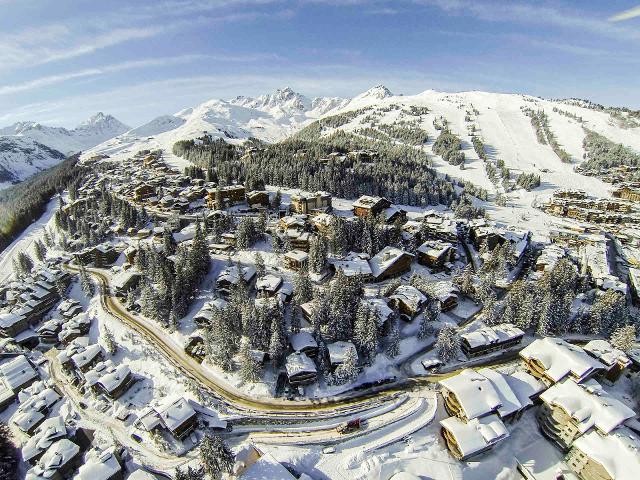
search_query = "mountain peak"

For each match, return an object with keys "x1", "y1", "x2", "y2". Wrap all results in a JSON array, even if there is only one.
[{"x1": 355, "y1": 85, "x2": 393, "y2": 100}]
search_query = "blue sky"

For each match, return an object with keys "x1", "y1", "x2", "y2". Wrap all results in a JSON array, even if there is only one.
[{"x1": 1, "y1": 0, "x2": 639, "y2": 127}]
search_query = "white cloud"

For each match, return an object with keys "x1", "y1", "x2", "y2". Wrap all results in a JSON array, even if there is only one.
[{"x1": 609, "y1": 5, "x2": 640, "y2": 22}]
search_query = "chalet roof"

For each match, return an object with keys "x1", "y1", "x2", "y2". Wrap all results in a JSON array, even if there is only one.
[
  {"x1": 285, "y1": 352, "x2": 316, "y2": 377},
  {"x1": 520, "y1": 338, "x2": 605, "y2": 383},
  {"x1": 256, "y1": 274, "x2": 283, "y2": 293},
  {"x1": 21, "y1": 416, "x2": 67, "y2": 464},
  {"x1": 477, "y1": 368, "x2": 543, "y2": 418},
  {"x1": 84, "y1": 360, "x2": 132, "y2": 395},
  {"x1": 26, "y1": 439, "x2": 80, "y2": 480},
  {"x1": 70, "y1": 344, "x2": 104, "y2": 370},
  {"x1": 157, "y1": 397, "x2": 196, "y2": 433},
  {"x1": 389, "y1": 285, "x2": 426, "y2": 312},
  {"x1": 331, "y1": 253, "x2": 372, "y2": 277},
  {"x1": 352, "y1": 195, "x2": 389, "y2": 209},
  {"x1": 540, "y1": 378, "x2": 635, "y2": 434},
  {"x1": 0, "y1": 355, "x2": 38, "y2": 391},
  {"x1": 583, "y1": 339, "x2": 631, "y2": 369},
  {"x1": 239, "y1": 452, "x2": 296, "y2": 480},
  {"x1": 327, "y1": 341, "x2": 357, "y2": 365},
  {"x1": 572, "y1": 427, "x2": 640, "y2": 480},
  {"x1": 217, "y1": 265, "x2": 257, "y2": 285},
  {"x1": 75, "y1": 447, "x2": 122, "y2": 480},
  {"x1": 460, "y1": 323, "x2": 524, "y2": 349},
  {"x1": 111, "y1": 270, "x2": 140, "y2": 291},
  {"x1": 439, "y1": 414, "x2": 509, "y2": 459},
  {"x1": 363, "y1": 298, "x2": 393, "y2": 325},
  {"x1": 368, "y1": 247, "x2": 413, "y2": 279},
  {"x1": 284, "y1": 250, "x2": 308, "y2": 262},
  {"x1": 439, "y1": 369, "x2": 502, "y2": 420},
  {"x1": 290, "y1": 332, "x2": 317, "y2": 352},
  {"x1": 417, "y1": 239, "x2": 454, "y2": 257}
]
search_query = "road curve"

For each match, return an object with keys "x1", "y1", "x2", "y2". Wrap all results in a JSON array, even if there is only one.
[{"x1": 68, "y1": 264, "x2": 416, "y2": 414}]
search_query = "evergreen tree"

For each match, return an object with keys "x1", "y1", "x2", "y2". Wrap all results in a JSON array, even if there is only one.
[
  {"x1": 0, "y1": 422, "x2": 19, "y2": 480},
  {"x1": 353, "y1": 303, "x2": 379, "y2": 364},
  {"x1": 418, "y1": 295, "x2": 440, "y2": 339},
  {"x1": 268, "y1": 308, "x2": 286, "y2": 368},
  {"x1": 43, "y1": 228, "x2": 53, "y2": 248},
  {"x1": 271, "y1": 189, "x2": 282, "y2": 210},
  {"x1": 33, "y1": 239, "x2": 47, "y2": 262},
  {"x1": 332, "y1": 345, "x2": 359, "y2": 385},
  {"x1": 610, "y1": 325, "x2": 636, "y2": 352},
  {"x1": 589, "y1": 291, "x2": 629, "y2": 336},
  {"x1": 102, "y1": 327, "x2": 117, "y2": 355},
  {"x1": 80, "y1": 266, "x2": 95, "y2": 297},
  {"x1": 308, "y1": 235, "x2": 328, "y2": 274},
  {"x1": 293, "y1": 265, "x2": 313, "y2": 305},
  {"x1": 254, "y1": 251, "x2": 266, "y2": 278},
  {"x1": 239, "y1": 338, "x2": 261, "y2": 383},
  {"x1": 436, "y1": 325, "x2": 460, "y2": 363},
  {"x1": 163, "y1": 227, "x2": 177, "y2": 255},
  {"x1": 236, "y1": 217, "x2": 257, "y2": 250},
  {"x1": 385, "y1": 314, "x2": 401, "y2": 358},
  {"x1": 199, "y1": 432, "x2": 234, "y2": 479}
]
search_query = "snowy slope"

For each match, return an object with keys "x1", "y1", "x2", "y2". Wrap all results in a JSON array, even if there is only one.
[
  {"x1": 0, "y1": 112, "x2": 129, "y2": 187},
  {"x1": 82, "y1": 85, "x2": 640, "y2": 227},
  {"x1": 0, "y1": 136, "x2": 67, "y2": 186},
  {"x1": 82, "y1": 87, "x2": 350, "y2": 169},
  {"x1": 0, "y1": 112, "x2": 129, "y2": 155}
]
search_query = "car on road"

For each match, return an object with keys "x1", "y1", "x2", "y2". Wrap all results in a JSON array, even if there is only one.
[
  {"x1": 421, "y1": 358, "x2": 443, "y2": 371},
  {"x1": 322, "y1": 446, "x2": 336, "y2": 454},
  {"x1": 336, "y1": 418, "x2": 361, "y2": 434},
  {"x1": 130, "y1": 433, "x2": 143, "y2": 443}
]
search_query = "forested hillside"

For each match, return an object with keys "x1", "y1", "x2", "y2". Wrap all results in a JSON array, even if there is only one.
[{"x1": 0, "y1": 154, "x2": 84, "y2": 251}]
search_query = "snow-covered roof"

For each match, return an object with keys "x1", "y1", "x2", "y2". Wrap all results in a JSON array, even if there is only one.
[
  {"x1": 539, "y1": 378, "x2": 635, "y2": 434},
  {"x1": 12, "y1": 409, "x2": 45, "y2": 433},
  {"x1": 26, "y1": 439, "x2": 80, "y2": 480},
  {"x1": 127, "y1": 470, "x2": 159, "y2": 480},
  {"x1": 363, "y1": 298, "x2": 393, "y2": 326},
  {"x1": 327, "y1": 341, "x2": 357, "y2": 365},
  {"x1": 520, "y1": 337, "x2": 605, "y2": 383},
  {"x1": 572, "y1": 427, "x2": 640, "y2": 480},
  {"x1": 70, "y1": 344, "x2": 104, "y2": 370},
  {"x1": 439, "y1": 369, "x2": 502, "y2": 420},
  {"x1": 331, "y1": 255, "x2": 373, "y2": 277},
  {"x1": 368, "y1": 246, "x2": 413, "y2": 279},
  {"x1": 0, "y1": 355, "x2": 38, "y2": 391},
  {"x1": 352, "y1": 195, "x2": 388, "y2": 209},
  {"x1": 239, "y1": 452, "x2": 296, "y2": 480},
  {"x1": 217, "y1": 265, "x2": 257, "y2": 285},
  {"x1": 285, "y1": 352, "x2": 316, "y2": 377},
  {"x1": 460, "y1": 323, "x2": 524, "y2": 349},
  {"x1": 290, "y1": 332, "x2": 317, "y2": 352},
  {"x1": 256, "y1": 274, "x2": 283, "y2": 293},
  {"x1": 389, "y1": 285, "x2": 426, "y2": 312},
  {"x1": 157, "y1": 397, "x2": 196, "y2": 433},
  {"x1": 417, "y1": 239, "x2": 454, "y2": 257},
  {"x1": 111, "y1": 270, "x2": 140, "y2": 290},
  {"x1": 515, "y1": 438, "x2": 579, "y2": 480},
  {"x1": 84, "y1": 360, "x2": 132, "y2": 396},
  {"x1": 440, "y1": 414, "x2": 509, "y2": 459},
  {"x1": 75, "y1": 447, "x2": 122, "y2": 480},
  {"x1": 0, "y1": 312, "x2": 25, "y2": 329},
  {"x1": 21, "y1": 416, "x2": 67, "y2": 463},
  {"x1": 284, "y1": 249, "x2": 308, "y2": 262},
  {"x1": 583, "y1": 339, "x2": 631, "y2": 369},
  {"x1": 477, "y1": 368, "x2": 543, "y2": 419}
]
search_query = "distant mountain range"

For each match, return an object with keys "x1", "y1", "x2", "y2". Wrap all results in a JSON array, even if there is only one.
[
  {"x1": 4, "y1": 84, "x2": 640, "y2": 204},
  {"x1": 0, "y1": 113, "x2": 129, "y2": 187}
]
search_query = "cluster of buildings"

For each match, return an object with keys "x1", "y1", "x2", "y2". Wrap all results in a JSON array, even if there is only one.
[
  {"x1": 0, "y1": 266, "x2": 71, "y2": 342},
  {"x1": 439, "y1": 336, "x2": 640, "y2": 480},
  {"x1": 541, "y1": 189, "x2": 639, "y2": 225}
]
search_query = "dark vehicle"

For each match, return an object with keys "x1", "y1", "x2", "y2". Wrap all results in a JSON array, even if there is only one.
[
  {"x1": 130, "y1": 433, "x2": 143, "y2": 443},
  {"x1": 337, "y1": 418, "x2": 361, "y2": 434}
]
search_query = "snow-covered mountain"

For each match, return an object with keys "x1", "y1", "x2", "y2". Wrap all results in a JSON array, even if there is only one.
[
  {"x1": 0, "y1": 112, "x2": 129, "y2": 187},
  {"x1": 0, "y1": 137, "x2": 67, "y2": 187},
  {"x1": 81, "y1": 85, "x2": 640, "y2": 218}
]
